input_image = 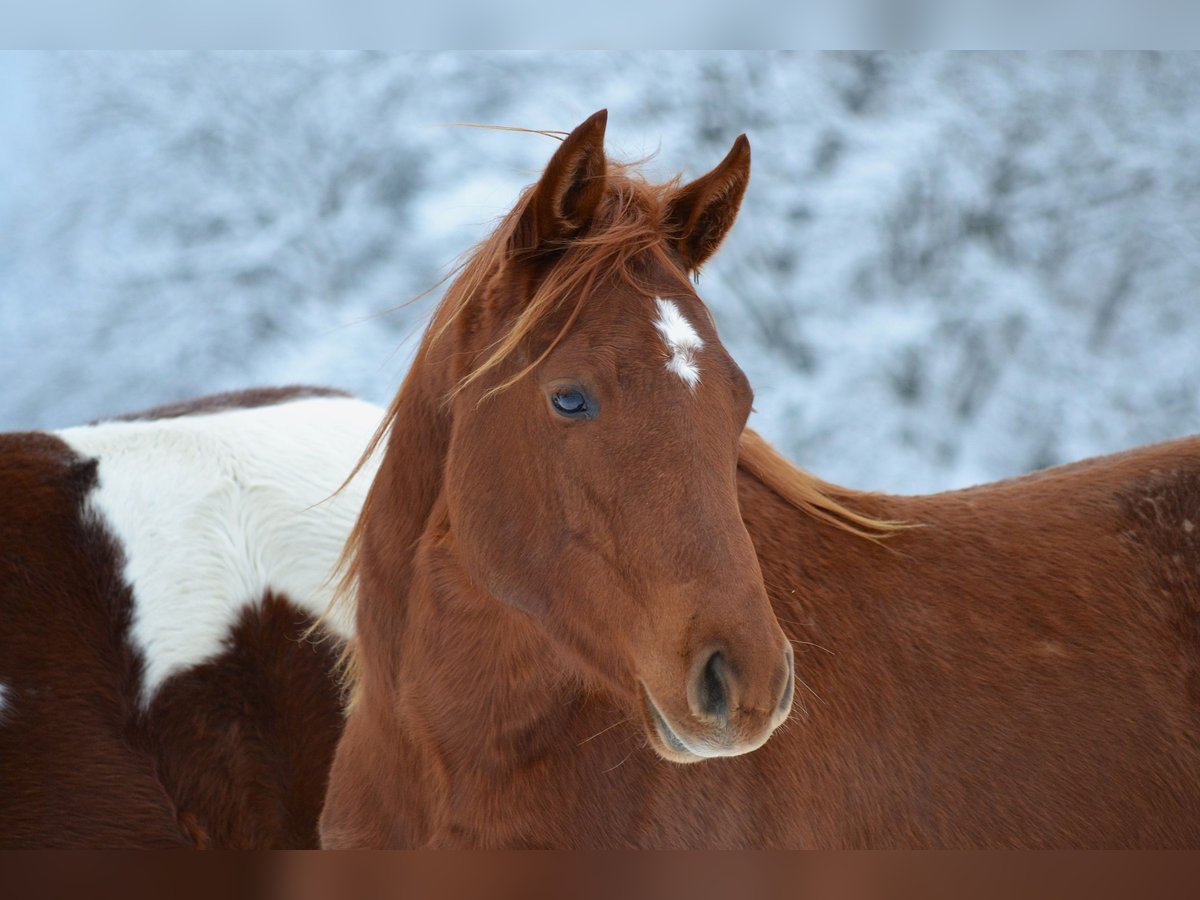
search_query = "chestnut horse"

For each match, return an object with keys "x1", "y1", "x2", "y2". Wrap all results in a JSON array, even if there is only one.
[
  {"x1": 0, "y1": 388, "x2": 381, "y2": 848},
  {"x1": 322, "y1": 110, "x2": 1200, "y2": 848}
]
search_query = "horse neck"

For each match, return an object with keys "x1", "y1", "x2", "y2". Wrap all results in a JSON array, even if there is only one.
[
  {"x1": 353, "y1": 341, "x2": 452, "y2": 699},
  {"x1": 739, "y1": 467, "x2": 892, "y2": 654},
  {"x1": 353, "y1": 327, "x2": 583, "y2": 758},
  {"x1": 399, "y1": 511, "x2": 581, "y2": 764}
]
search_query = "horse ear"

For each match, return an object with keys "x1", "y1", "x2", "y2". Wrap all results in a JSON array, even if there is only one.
[
  {"x1": 665, "y1": 134, "x2": 751, "y2": 271},
  {"x1": 511, "y1": 109, "x2": 609, "y2": 258}
]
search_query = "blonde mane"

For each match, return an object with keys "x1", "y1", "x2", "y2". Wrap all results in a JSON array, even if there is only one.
[{"x1": 737, "y1": 428, "x2": 906, "y2": 540}]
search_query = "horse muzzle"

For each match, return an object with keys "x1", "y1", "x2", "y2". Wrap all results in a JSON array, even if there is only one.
[{"x1": 640, "y1": 643, "x2": 794, "y2": 763}]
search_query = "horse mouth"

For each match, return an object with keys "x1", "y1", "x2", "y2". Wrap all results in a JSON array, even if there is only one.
[
  {"x1": 640, "y1": 682, "x2": 785, "y2": 764},
  {"x1": 640, "y1": 687, "x2": 705, "y2": 764}
]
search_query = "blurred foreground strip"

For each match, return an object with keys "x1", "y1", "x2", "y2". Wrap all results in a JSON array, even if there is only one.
[{"x1": 2, "y1": 851, "x2": 1200, "y2": 900}]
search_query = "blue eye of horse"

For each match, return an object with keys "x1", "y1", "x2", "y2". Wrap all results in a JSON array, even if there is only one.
[{"x1": 551, "y1": 389, "x2": 590, "y2": 418}]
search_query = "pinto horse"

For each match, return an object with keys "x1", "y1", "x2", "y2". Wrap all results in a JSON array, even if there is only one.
[
  {"x1": 0, "y1": 388, "x2": 381, "y2": 848},
  {"x1": 322, "y1": 110, "x2": 1200, "y2": 848}
]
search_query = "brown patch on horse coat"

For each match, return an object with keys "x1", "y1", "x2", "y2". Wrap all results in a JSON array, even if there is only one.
[
  {"x1": 145, "y1": 593, "x2": 343, "y2": 849},
  {"x1": 0, "y1": 432, "x2": 191, "y2": 847}
]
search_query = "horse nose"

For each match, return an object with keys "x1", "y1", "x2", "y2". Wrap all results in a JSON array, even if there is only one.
[{"x1": 688, "y1": 645, "x2": 794, "y2": 729}]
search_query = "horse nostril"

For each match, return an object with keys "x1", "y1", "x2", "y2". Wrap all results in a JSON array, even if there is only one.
[{"x1": 697, "y1": 651, "x2": 730, "y2": 721}]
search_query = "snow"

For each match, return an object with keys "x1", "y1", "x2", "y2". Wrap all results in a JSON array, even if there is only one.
[{"x1": 2, "y1": 52, "x2": 1198, "y2": 493}]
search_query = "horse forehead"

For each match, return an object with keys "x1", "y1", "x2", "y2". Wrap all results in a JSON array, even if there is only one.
[
  {"x1": 650, "y1": 297, "x2": 707, "y2": 389},
  {"x1": 557, "y1": 289, "x2": 724, "y2": 390}
]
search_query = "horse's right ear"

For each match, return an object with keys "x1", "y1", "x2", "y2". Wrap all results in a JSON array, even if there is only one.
[
  {"x1": 664, "y1": 134, "x2": 751, "y2": 272},
  {"x1": 510, "y1": 109, "x2": 609, "y2": 258}
]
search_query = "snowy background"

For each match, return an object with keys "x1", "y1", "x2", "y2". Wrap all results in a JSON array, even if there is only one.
[{"x1": 1, "y1": 52, "x2": 1198, "y2": 493}]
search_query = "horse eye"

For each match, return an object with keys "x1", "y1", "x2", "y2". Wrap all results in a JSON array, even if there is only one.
[{"x1": 551, "y1": 389, "x2": 591, "y2": 418}]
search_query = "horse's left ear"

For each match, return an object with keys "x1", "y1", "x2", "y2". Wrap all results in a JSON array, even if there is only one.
[{"x1": 665, "y1": 134, "x2": 751, "y2": 271}]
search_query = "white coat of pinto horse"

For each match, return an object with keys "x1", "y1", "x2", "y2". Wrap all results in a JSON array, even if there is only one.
[{"x1": 0, "y1": 387, "x2": 382, "y2": 848}]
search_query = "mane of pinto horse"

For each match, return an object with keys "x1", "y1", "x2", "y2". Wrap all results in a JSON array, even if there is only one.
[
  {"x1": 0, "y1": 387, "x2": 381, "y2": 848},
  {"x1": 322, "y1": 111, "x2": 1200, "y2": 848}
]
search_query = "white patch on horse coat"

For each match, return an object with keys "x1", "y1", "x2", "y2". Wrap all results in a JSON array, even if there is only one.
[
  {"x1": 0, "y1": 682, "x2": 9, "y2": 722},
  {"x1": 653, "y1": 297, "x2": 704, "y2": 389},
  {"x1": 56, "y1": 396, "x2": 383, "y2": 703}
]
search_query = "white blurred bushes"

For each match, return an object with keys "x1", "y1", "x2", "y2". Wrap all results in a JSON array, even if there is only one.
[{"x1": 1, "y1": 52, "x2": 1198, "y2": 492}]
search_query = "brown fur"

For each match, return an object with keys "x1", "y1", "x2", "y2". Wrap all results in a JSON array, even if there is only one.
[
  {"x1": 321, "y1": 112, "x2": 1200, "y2": 849},
  {"x1": 143, "y1": 592, "x2": 343, "y2": 849},
  {"x1": 0, "y1": 433, "x2": 192, "y2": 848},
  {"x1": 734, "y1": 433, "x2": 1200, "y2": 847},
  {"x1": 0, "y1": 391, "x2": 347, "y2": 848}
]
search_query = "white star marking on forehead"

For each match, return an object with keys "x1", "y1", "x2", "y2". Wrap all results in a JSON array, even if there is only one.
[{"x1": 653, "y1": 297, "x2": 704, "y2": 389}]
